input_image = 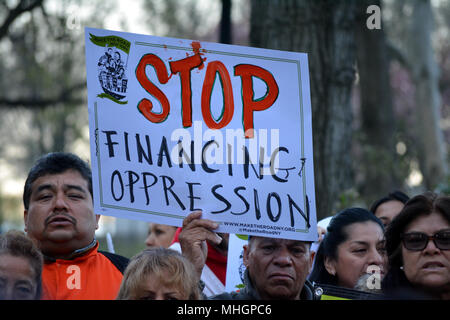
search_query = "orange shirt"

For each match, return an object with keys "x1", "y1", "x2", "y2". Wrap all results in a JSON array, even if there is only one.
[{"x1": 41, "y1": 243, "x2": 125, "y2": 300}]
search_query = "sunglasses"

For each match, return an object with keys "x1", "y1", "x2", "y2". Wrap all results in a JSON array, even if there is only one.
[{"x1": 401, "y1": 229, "x2": 450, "y2": 251}]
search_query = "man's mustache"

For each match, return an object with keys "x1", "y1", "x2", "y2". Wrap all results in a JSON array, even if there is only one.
[{"x1": 45, "y1": 212, "x2": 77, "y2": 226}]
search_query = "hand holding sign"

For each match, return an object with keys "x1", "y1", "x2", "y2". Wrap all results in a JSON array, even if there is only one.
[{"x1": 178, "y1": 210, "x2": 222, "y2": 279}]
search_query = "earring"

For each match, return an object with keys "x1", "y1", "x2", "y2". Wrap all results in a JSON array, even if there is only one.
[{"x1": 400, "y1": 266, "x2": 404, "y2": 270}]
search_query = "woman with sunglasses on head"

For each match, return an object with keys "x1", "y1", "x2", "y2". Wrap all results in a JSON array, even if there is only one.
[{"x1": 382, "y1": 192, "x2": 450, "y2": 299}]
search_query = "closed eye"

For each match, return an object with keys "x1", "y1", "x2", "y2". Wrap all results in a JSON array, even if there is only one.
[
  {"x1": 290, "y1": 246, "x2": 306, "y2": 255},
  {"x1": 68, "y1": 193, "x2": 84, "y2": 199},
  {"x1": 15, "y1": 281, "x2": 34, "y2": 298},
  {"x1": 262, "y1": 245, "x2": 276, "y2": 253},
  {"x1": 37, "y1": 193, "x2": 53, "y2": 201},
  {"x1": 17, "y1": 286, "x2": 32, "y2": 294},
  {"x1": 377, "y1": 244, "x2": 387, "y2": 254}
]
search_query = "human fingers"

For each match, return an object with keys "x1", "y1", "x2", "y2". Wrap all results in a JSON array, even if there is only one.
[
  {"x1": 182, "y1": 210, "x2": 219, "y2": 231},
  {"x1": 182, "y1": 210, "x2": 203, "y2": 228},
  {"x1": 180, "y1": 223, "x2": 222, "y2": 245}
]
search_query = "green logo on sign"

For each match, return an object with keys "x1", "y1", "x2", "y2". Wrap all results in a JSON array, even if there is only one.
[{"x1": 91, "y1": 33, "x2": 130, "y2": 105}]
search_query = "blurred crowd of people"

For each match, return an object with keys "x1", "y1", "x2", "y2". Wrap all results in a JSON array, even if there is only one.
[{"x1": 1, "y1": 152, "x2": 449, "y2": 300}]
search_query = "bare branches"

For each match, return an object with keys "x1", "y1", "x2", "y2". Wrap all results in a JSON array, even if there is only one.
[
  {"x1": 0, "y1": 0, "x2": 44, "y2": 41},
  {"x1": 0, "y1": 82, "x2": 85, "y2": 109}
]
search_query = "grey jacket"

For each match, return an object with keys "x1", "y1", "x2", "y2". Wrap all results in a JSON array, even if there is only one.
[{"x1": 210, "y1": 269, "x2": 318, "y2": 300}]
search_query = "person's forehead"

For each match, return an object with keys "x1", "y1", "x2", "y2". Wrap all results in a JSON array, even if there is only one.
[
  {"x1": 376, "y1": 200, "x2": 404, "y2": 214},
  {"x1": 142, "y1": 270, "x2": 183, "y2": 289},
  {"x1": 0, "y1": 254, "x2": 35, "y2": 279},
  {"x1": 404, "y1": 211, "x2": 450, "y2": 233},
  {"x1": 152, "y1": 224, "x2": 175, "y2": 231},
  {"x1": 343, "y1": 221, "x2": 384, "y2": 240},
  {"x1": 254, "y1": 237, "x2": 307, "y2": 246},
  {"x1": 32, "y1": 170, "x2": 88, "y2": 190}
]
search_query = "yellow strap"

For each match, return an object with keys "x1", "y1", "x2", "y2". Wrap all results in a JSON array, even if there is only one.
[{"x1": 320, "y1": 294, "x2": 350, "y2": 300}]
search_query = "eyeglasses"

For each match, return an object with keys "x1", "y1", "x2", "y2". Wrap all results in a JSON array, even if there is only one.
[{"x1": 401, "y1": 229, "x2": 450, "y2": 251}]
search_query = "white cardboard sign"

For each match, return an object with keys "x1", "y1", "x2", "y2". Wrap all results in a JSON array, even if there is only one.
[
  {"x1": 225, "y1": 234, "x2": 248, "y2": 292},
  {"x1": 85, "y1": 28, "x2": 317, "y2": 241}
]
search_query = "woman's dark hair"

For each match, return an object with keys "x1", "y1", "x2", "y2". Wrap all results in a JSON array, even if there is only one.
[
  {"x1": 309, "y1": 207, "x2": 384, "y2": 286},
  {"x1": 23, "y1": 152, "x2": 92, "y2": 210},
  {"x1": 369, "y1": 190, "x2": 410, "y2": 214},
  {"x1": 382, "y1": 192, "x2": 450, "y2": 295}
]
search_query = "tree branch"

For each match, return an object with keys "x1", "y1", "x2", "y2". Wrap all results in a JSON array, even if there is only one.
[
  {"x1": 0, "y1": 82, "x2": 85, "y2": 109},
  {"x1": 0, "y1": 0, "x2": 44, "y2": 42}
]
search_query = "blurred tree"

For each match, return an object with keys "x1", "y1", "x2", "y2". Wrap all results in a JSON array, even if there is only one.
[
  {"x1": 408, "y1": 0, "x2": 448, "y2": 188},
  {"x1": 354, "y1": 0, "x2": 405, "y2": 204},
  {"x1": 220, "y1": 0, "x2": 232, "y2": 44},
  {"x1": 0, "y1": 0, "x2": 43, "y2": 41},
  {"x1": 435, "y1": 0, "x2": 450, "y2": 170},
  {"x1": 0, "y1": 0, "x2": 112, "y2": 220},
  {"x1": 250, "y1": 0, "x2": 357, "y2": 220},
  {"x1": 142, "y1": 0, "x2": 219, "y2": 40},
  {"x1": 384, "y1": 0, "x2": 449, "y2": 190},
  {"x1": 0, "y1": 1, "x2": 85, "y2": 110},
  {"x1": 141, "y1": 0, "x2": 251, "y2": 45}
]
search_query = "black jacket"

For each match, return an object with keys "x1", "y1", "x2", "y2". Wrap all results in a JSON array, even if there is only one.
[{"x1": 210, "y1": 269, "x2": 318, "y2": 300}]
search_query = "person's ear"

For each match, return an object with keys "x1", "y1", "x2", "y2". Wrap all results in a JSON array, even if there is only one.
[
  {"x1": 243, "y1": 244, "x2": 250, "y2": 268},
  {"x1": 95, "y1": 214, "x2": 101, "y2": 230},
  {"x1": 324, "y1": 256, "x2": 337, "y2": 276},
  {"x1": 24, "y1": 209, "x2": 28, "y2": 233},
  {"x1": 309, "y1": 251, "x2": 315, "y2": 272}
]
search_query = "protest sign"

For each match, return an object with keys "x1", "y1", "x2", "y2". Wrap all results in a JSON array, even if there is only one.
[
  {"x1": 85, "y1": 28, "x2": 317, "y2": 241},
  {"x1": 225, "y1": 234, "x2": 248, "y2": 292}
]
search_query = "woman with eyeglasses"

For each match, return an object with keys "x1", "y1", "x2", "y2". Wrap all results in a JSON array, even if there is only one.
[{"x1": 382, "y1": 192, "x2": 450, "y2": 299}]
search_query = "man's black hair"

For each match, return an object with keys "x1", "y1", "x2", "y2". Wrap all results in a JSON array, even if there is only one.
[{"x1": 23, "y1": 152, "x2": 92, "y2": 210}]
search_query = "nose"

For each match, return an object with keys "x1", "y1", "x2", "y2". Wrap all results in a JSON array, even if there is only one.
[
  {"x1": 273, "y1": 247, "x2": 293, "y2": 266},
  {"x1": 367, "y1": 248, "x2": 385, "y2": 270},
  {"x1": 54, "y1": 191, "x2": 69, "y2": 210},
  {"x1": 155, "y1": 293, "x2": 165, "y2": 300},
  {"x1": 423, "y1": 237, "x2": 440, "y2": 254},
  {"x1": 145, "y1": 234, "x2": 155, "y2": 247}
]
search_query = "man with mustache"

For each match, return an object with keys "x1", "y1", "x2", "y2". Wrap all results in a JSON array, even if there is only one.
[
  {"x1": 23, "y1": 152, "x2": 128, "y2": 299},
  {"x1": 179, "y1": 212, "x2": 318, "y2": 300}
]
